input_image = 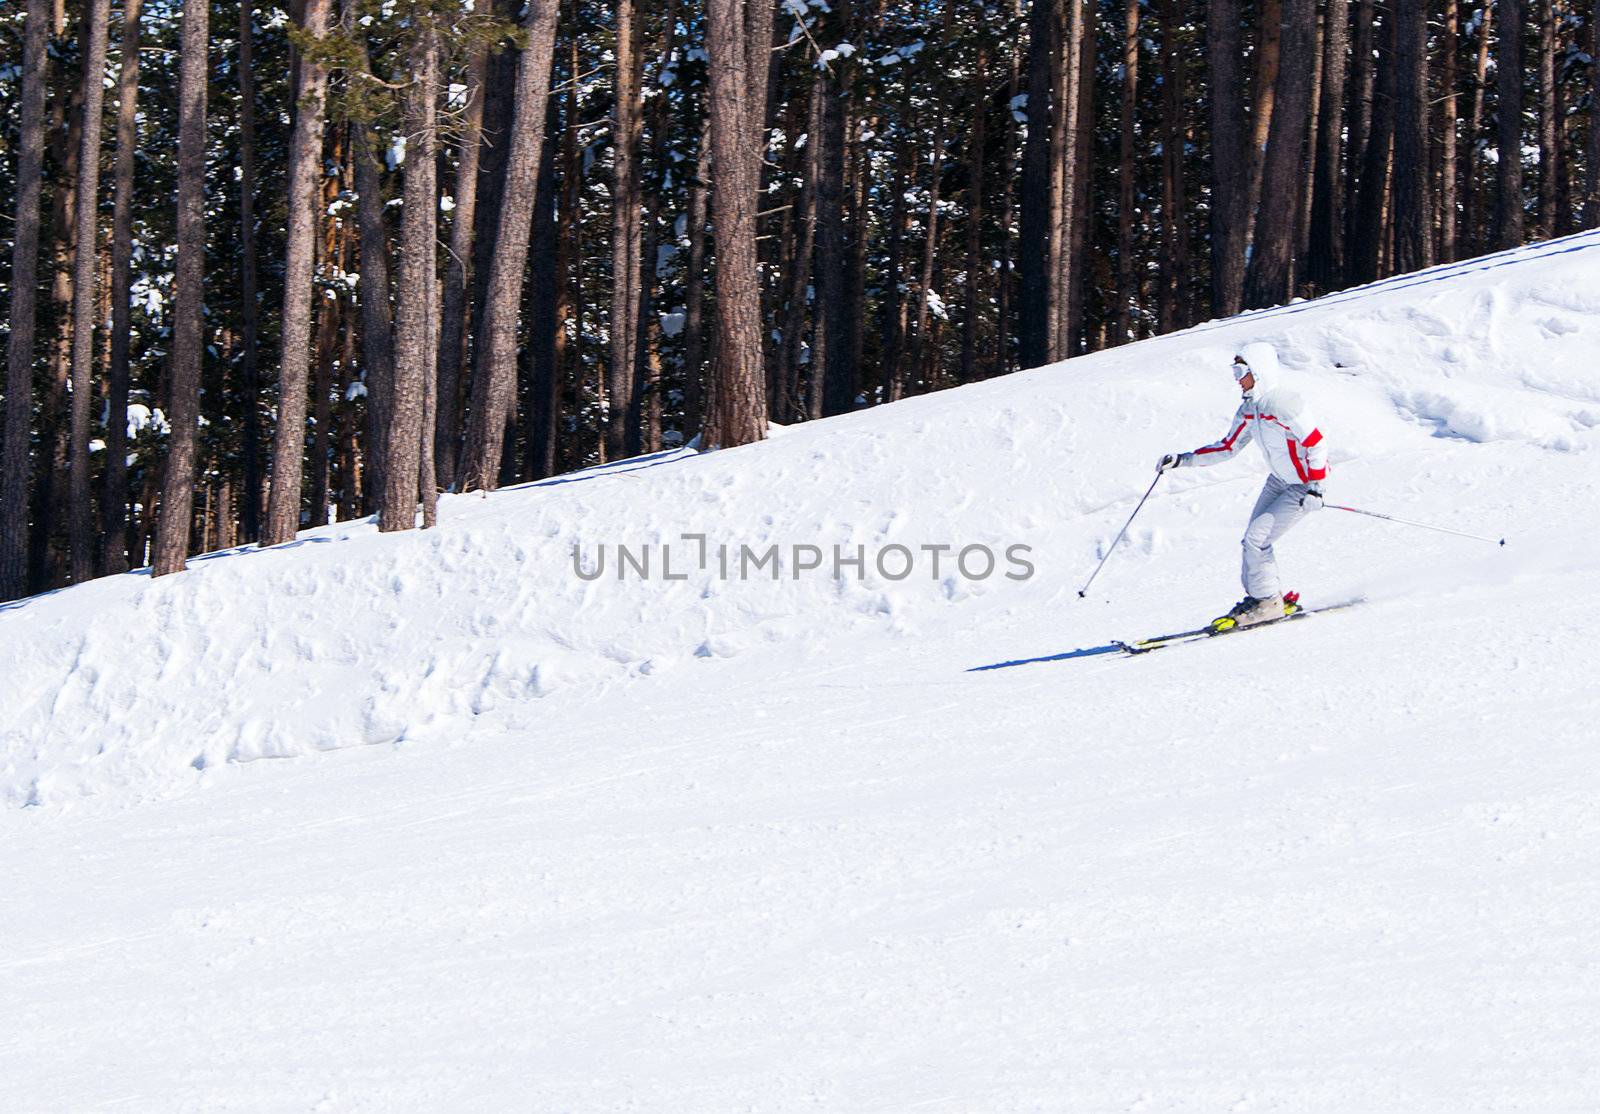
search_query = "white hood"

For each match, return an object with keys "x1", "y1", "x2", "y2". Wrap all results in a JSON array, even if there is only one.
[{"x1": 1235, "y1": 341, "x2": 1282, "y2": 397}]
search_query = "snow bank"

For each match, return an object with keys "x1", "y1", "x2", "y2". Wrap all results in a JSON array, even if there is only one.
[
  {"x1": 4, "y1": 231, "x2": 1600, "y2": 807},
  {"x1": 7, "y1": 233, "x2": 1600, "y2": 1113}
]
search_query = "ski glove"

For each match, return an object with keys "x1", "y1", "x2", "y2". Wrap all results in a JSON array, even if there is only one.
[
  {"x1": 1300, "y1": 484, "x2": 1324, "y2": 512},
  {"x1": 1157, "y1": 453, "x2": 1182, "y2": 475}
]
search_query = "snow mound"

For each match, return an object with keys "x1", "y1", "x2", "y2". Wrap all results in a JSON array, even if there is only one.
[{"x1": 4, "y1": 231, "x2": 1599, "y2": 808}]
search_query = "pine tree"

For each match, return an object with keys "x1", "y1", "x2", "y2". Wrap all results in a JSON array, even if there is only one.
[
  {"x1": 67, "y1": 0, "x2": 113, "y2": 583},
  {"x1": 0, "y1": 0, "x2": 51, "y2": 601},
  {"x1": 458, "y1": 1, "x2": 562, "y2": 491},
  {"x1": 1392, "y1": 0, "x2": 1431, "y2": 273},
  {"x1": 1496, "y1": 0, "x2": 1526, "y2": 247},
  {"x1": 102, "y1": 0, "x2": 144, "y2": 572},
  {"x1": 152, "y1": 0, "x2": 212, "y2": 577},
  {"x1": 263, "y1": 0, "x2": 334, "y2": 546},
  {"x1": 1243, "y1": 0, "x2": 1317, "y2": 308},
  {"x1": 381, "y1": 24, "x2": 440, "y2": 532},
  {"x1": 701, "y1": 0, "x2": 774, "y2": 448}
]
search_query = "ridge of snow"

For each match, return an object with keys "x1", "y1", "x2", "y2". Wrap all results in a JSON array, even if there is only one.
[{"x1": 7, "y1": 232, "x2": 1598, "y2": 808}]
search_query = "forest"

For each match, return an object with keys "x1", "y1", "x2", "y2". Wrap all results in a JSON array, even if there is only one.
[{"x1": 1, "y1": 0, "x2": 1597, "y2": 601}]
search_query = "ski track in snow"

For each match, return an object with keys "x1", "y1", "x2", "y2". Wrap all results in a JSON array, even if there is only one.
[{"x1": 3, "y1": 231, "x2": 1600, "y2": 1109}]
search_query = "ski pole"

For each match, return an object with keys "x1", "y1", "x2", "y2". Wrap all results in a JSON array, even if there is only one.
[
  {"x1": 1078, "y1": 473, "x2": 1163, "y2": 598},
  {"x1": 1325, "y1": 503, "x2": 1506, "y2": 546}
]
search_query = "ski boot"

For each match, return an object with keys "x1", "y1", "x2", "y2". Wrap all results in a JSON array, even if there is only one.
[{"x1": 1210, "y1": 592, "x2": 1289, "y2": 632}]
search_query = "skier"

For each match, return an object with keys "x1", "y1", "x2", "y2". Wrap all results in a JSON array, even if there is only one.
[{"x1": 1156, "y1": 341, "x2": 1328, "y2": 629}]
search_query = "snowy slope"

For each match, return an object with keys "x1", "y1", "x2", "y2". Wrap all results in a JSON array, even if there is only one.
[{"x1": 4, "y1": 233, "x2": 1600, "y2": 1110}]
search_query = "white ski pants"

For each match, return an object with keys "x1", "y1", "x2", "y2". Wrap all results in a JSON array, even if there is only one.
[{"x1": 1241, "y1": 474, "x2": 1314, "y2": 599}]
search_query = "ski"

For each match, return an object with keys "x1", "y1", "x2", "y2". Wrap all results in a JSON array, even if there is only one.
[{"x1": 1114, "y1": 598, "x2": 1364, "y2": 655}]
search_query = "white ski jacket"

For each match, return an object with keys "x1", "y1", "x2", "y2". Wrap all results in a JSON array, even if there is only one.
[{"x1": 1181, "y1": 342, "x2": 1328, "y2": 487}]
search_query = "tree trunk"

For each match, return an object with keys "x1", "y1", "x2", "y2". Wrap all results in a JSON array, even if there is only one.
[
  {"x1": 308, "y1": 146, "x2": 346, "y2": 529},
  {"x1": 1495, "y1": 0, "x2": 1525, "y2": 248},
  {"x1": 458, "y1": 0, "x2": 562, "y2": 490},
  {"x1": 817, "y1": 87, "x2": 856, "y2": 412},
  {"x1": 1206, "y1": 0, "x2": 1249, "y2": 317},
  {"x1": 961, "y1": 45, "x2": 988, "y2": 381},
  {"x1": 767, "y1": 94, "x2": 802, "y2": 422},
  {"x1": 1306, "y1": 0, "x2": 1348, "y2": 291},
  {"x1": 679, "y1": 119, "x2": 711, "y2": 437},
  {"x1": 66, "y1": 0, "x2": 112, "y2": 582},
  {"x1": 1392, "y1": 0, "x2": 1430, "y2": 273},
  {"x1": 335, "y1": 323, "x2": 363, "y2": 520},
  {"x1": 263, "y1": 0, "x2": 332, "y2": 546},
  {"x1": 419, "y1": 201, "x2": 440, "y2": 528},
  {"x1": 136, "y1": 465, "x2": 157, "y2": 569},
  {"x1": 1349, "y1": 13, "x2": 1397, "y2": 283},
  {"x1": 1463, "y1": 0, "x2": 1493, "y2": 252},
  {"x1": 845, "y1": 115, "x2": 869, "y2": 390},
  {"x1": 1439, "y1": 0, "x2": 1459, "y2": 262},
  {"x1": 810, "y1": 5, "x2": 856, "y2": 411},
  {"x1": 1243, "y1": 0, "x2": 1317, "y2": 308},
  {"x1": 607, "y1": 0, "x2": 643, "y2": 460},
  {"x1": 235, "y1": 0, "x2": 261, "y2": 543},
  {"x1": 756, "y1": 16, "x2": 787, "y2": 415},
  {"x1": 781, "y1": 90, "x2": 819, "y2": 422},
  {"x1": 884, "y1": 164, "x2": 908, "y2": 401},
  {"x1": 1048, "y1": 0, "x2": 1084, "y2": 358},
  {"x1": 910, "y1": 118, "x2": 947, "y2": 392},
  {"x1": 1590, "y1": 0, "x2": 1600, "y2": 227},
  {"x1": 1246, "y1": 0, "x2": 1283, "y2": 242},
  {"x1": 1017, "y1": 0, "x2": 1056, "y2": 366},
  {"x1": 1158, "y1": 0, "x2": 1187, "y2": 331},
  {"x1": 1296, "y1": 5, "x2": 1324, "y2": 272},
  {"x1": 309, "y1": 277, "x2": 338, "y2": 527},
  {"x1": 434, "y1": 41, "x2": 485, "y2": 491},
  {"x1": 381, "y1": 29, "x2": 439, "y2": 532},
  {"x1": 102, "y1": 0, "x2": 143, "y2": 572},
  {"x1": 151, "y1": 0, "x2": 209, "y2": 577},
  {"x1": 1536, "y1": 0, "x2": 1556, "y2": 238},
  {"x1": 555, "y1": 45, "x2": 584, "y2": 470},
  {"x1": 701, "y1": 0, "x2": 775, "y2": 449},
  {"x1": 1068, "y1": 9, "x2": 1095, "y2": 348},
  {"x1": 36, "y1": 17, "x2": 84, "y2": 590},
  {"x1": 1115, "y1": 0, "x2": 1138, "y2": 343},
  {"x1": 0, "y1": 0, "x2": 51, "y2": 600},
  {"x1": 1553, "y1": 19, "x2": 1572, "y2": 235},
  {"x1": 1345, "y1": 0, "x2": 1376, "y2": 219},
  {"x1": 527, "y1": 121, "x2": 561, "y2": 479},
  {"x1": 218, "y1": 480, "x2": 236, "y2": 549},
  {"x1": 633, "y1": 3, "x2": 673, "y2": 453},
  {"x1": 462, "y1": 1, "x2": 515, "y2": 463},
  {"x1": 354, "y1": 122, "x2": 395, "y2": 514},
  {"x1": 634, "y1": 257, "x2": 663, "y2": 451},
  {"x1": 996, "y1": 35, "x2": 1020, "y2": 373}
]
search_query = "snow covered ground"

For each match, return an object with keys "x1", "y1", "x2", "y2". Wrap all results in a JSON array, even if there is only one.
[{"x1": 5, "y1": 232, "x2": 1600, "y2": 1110}]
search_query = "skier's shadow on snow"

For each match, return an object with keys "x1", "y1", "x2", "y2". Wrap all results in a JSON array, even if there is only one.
[{"x1": 967, "y1": 643, "x2": 1122, "y2": 671}]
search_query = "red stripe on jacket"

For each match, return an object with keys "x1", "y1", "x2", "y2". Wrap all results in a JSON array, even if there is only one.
[
  {"x1": 1286, "y1": 439, "x2": 1310, "y2": 483},
  {"x1": 1197, "y1": 421, "x2": 1247, "y2": 455}
]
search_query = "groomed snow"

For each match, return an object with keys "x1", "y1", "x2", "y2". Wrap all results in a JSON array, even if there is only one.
[{"x1": 4, "y1": 232, "x2": 1600, "y2": 1110}]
